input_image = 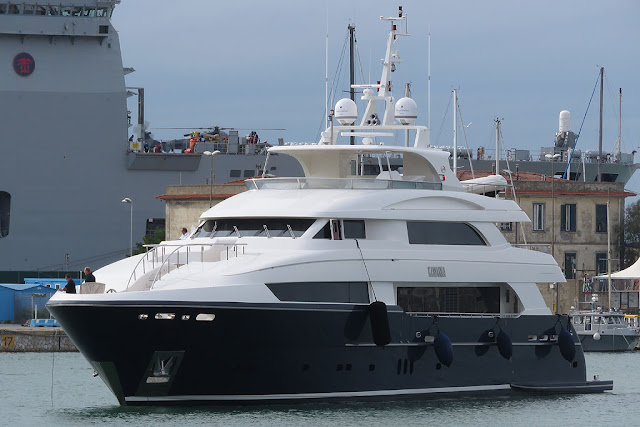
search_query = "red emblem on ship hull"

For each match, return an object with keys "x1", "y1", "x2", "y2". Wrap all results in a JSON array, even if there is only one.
[{"x1": 13, "y1": 52, "x2": 35, "y2": 77}]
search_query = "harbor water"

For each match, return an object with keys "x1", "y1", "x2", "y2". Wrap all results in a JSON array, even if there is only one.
[{"x1": 1, "y1": 352, "x2": 640, "y2": 426}]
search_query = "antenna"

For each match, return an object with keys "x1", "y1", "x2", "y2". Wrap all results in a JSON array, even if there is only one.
[
  {"x1": 325, "y1": 3, "x2": 329, "y2": 129},
  {"x1": 428, "y1": 30, "x2": 431, "y2": 135}
]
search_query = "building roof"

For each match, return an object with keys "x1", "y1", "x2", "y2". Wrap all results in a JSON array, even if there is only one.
[
  {"x1": 157, "y1": 193, "x2": 239, "y2": 201},
  {"x1": 157, "y1": 177, "x2": 256, "y2": 200},
  {"x1": 0, "y1": 284, "x2": 56, "y2": 292}
]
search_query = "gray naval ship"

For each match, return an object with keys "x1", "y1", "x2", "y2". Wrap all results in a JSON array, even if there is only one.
[
  {"x1": 0, "y1": 0, "x2": 302, "y2": 272},
  {"x1": 1, "y1": 1, "x2": 636, "y2": 273}
]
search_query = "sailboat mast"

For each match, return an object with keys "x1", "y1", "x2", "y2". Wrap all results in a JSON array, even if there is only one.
[
  {"x1": 597, "y1": 66, "x2": 603, "y2": 182},
  {"x1": 495, "y1": 118, "x2": 500, "y2": 174},
  {"x1": 617, "y1": 88, "x2": 622, "y2": 159},
  {"x1": 349, "y1": 24, "x2": 356, "y2": 145},
  {"x1": 607, "y1": 200, "x2": 611, "y2": 310}
]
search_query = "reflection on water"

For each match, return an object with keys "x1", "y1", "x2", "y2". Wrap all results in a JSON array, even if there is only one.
[{"x1": 1, "y1": 352, "x2": 639, "y2": 426}]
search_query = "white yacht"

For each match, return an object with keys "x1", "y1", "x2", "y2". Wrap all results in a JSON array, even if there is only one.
[{"x1": 48, "y1": 8, "x2": 611, "y2": 405}]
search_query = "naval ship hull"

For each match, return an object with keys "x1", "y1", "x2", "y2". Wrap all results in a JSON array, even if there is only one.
[
  {"x1": 48, "y1": 299, "x2": 610, "y2": 405},
  {"x1": 0, "y1": 3, "x2": 303, "y2": 272}
]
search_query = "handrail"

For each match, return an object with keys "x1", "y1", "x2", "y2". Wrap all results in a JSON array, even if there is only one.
[
  {"x1": 126, "y1": 242, "x2": 246, "y2": 290},
  {"x1": 406, "y1": 311, "x2": 520, "y2": 318},
  {"x1": 512, "y1": 243, "x2": 551, "y2": 254}
]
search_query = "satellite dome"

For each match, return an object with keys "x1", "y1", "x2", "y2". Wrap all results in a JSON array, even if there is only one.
[
  {"x1": 334, "y1": 98, "x2": 358, "y2": 125},
  {"x1": 395, "y1": 97, "x2": 418, "y2": 125},
  {"x1": 559, "y1": 110, "x2": 571, "y2": 133}
]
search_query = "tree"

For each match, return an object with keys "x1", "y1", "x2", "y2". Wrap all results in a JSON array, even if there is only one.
[
  {"x1": 131, "y1": 228, "x2": 165, "y2": 256},
  {"x1": 622, "y1": 201, "x2": 640, "y2": 268}
]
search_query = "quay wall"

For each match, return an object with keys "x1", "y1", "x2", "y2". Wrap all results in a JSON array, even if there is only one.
[{"x1": 0, "y1": 326, "x2": 77, "y2": 352}]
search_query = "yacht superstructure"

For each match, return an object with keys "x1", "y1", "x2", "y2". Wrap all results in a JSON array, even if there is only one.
[{"x1": 48, "y1": 8, "x2": 611, "y2": 405}]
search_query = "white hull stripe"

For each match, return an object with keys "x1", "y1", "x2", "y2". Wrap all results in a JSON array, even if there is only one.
[{"x1": 125, "y1": 384, "x2": 511, "y2": 403}]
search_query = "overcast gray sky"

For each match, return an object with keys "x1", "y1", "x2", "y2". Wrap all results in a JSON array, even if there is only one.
[{"x1": 113, "y1": 0, "x2": 640, "y2": 193}]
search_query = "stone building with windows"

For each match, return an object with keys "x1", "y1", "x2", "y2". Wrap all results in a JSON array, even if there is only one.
[
  {"x1": 458, "y1": 171, "x2": 635, "y2": 313},
  {"x1": 157, "y1": 181, "x2": 248, "y2": 240}
]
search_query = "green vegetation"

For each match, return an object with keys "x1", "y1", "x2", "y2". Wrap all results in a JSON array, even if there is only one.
[
  {"x1": 622, "y1": 201, "x2": 640, "y2": 268},
  {"x1": 131, "y1": 228, "x2": 166, "y2": 256}
]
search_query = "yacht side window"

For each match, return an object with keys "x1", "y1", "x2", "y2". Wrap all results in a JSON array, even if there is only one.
[
  {"x1": 407, "y1": 221, "x2": 486, "y2": 246},
  {"x1": 397, "y1": 285, "x2": 500, "y2": 314},
  {"x1": 313, "y1": 221, "x2": 332, "y2": 239},
  {"x1": 343, "y1": 220, "x2": 366, "y2": 239}
]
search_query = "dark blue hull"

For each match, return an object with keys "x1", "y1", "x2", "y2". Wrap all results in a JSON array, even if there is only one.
[{"x1": 47, "y1": 300, "x2": 609, "y2": 405}]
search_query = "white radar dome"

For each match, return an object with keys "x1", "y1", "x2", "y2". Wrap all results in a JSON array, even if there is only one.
[
  {"x1": 335, "y1": 98, "x2": 358, "y2": 125},
  {"x1": 395, "y1": 97, "x2": 418, "y2": 125},
  {"x1": 559, "y1": 110, "x2": 571, "y2": 133}
]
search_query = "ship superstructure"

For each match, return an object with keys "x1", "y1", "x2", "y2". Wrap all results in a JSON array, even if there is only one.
[{"x1": 0, "y1": 1, "x2": 300, "y2": 271}]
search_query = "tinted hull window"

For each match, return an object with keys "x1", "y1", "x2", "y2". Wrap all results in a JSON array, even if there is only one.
[{"x1": 267, "y1": 282, "x2": 369, "y2": 303}]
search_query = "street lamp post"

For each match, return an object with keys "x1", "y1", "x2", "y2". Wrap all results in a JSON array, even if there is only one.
[
  {"x1": 545, "y1": 153, "x2": 561, "y2": 313},
  {"x1": 203, "y1": 150, "x2": 221, "y2": 207},
  {"x1": 121, "y1": 197, "x2": 133, "y2": 256}
]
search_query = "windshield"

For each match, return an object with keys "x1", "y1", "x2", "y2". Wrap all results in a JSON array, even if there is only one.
[{"x1": 191, "y1": 218, "x2": 315, "y2": 238}]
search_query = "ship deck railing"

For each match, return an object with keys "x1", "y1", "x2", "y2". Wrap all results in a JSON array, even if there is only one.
[
  {"x1": 126, "y1": 242, "x2": 245, "y2": 290},
  {"x1": 406, "y1": 311, "x2": 519, "y2": 318},
  {"x1": 245, "y1": 177, "x2": 442, "y2": 191},
  {"x1": 511, "y1": 243, "x2": 551, "y2": 254}
]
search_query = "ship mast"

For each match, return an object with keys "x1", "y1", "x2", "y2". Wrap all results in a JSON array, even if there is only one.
[{"x1": 597, "y1": 66, "x2": 603, "y2": 182}]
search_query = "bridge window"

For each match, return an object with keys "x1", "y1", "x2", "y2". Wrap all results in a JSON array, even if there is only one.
[{"x1": 407, "y1": 221, "x2": 486, "y2": 245}]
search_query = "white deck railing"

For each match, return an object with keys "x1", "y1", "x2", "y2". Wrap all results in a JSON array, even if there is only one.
[{"x1": 126, "y1": 242, "x2": 245, "y2": 290}]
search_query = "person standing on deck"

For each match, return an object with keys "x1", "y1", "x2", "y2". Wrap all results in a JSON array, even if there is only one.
[
  {"x1": 61, "y1": 274, "x2": 76, "y2": 294},
  {"x1": 83, "y1": 267, "x2": 96, "y2": 283}
]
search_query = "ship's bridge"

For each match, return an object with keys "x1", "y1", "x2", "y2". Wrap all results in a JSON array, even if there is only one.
[
  {"x1": 0, "y1": 1, "x2": 116, "y2": 17},
  {"x1": 0, "y1": 1, "x2": 117, "y2": 39},
  {"x1": 261, "y1": 145, "x2": 462, "y2": 192}
]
